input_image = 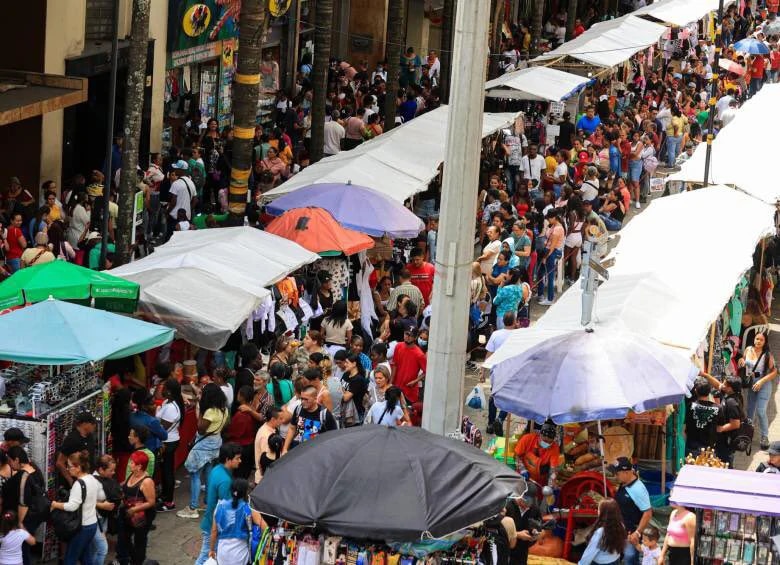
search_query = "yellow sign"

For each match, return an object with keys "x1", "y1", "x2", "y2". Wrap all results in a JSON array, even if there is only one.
[
  {"x1": 183, "y1": 4, "x2": 212, "y2": 38},
  {"x1": 269, "y1": 0, "x2": 292, "y2": 17}
]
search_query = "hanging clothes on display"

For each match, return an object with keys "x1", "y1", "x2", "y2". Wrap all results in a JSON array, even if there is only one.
[
  {"x1": 357, "y1": 251, "x2": 378, "y2": 338},
  {"x1": 318, "y1": 258, "x2": 350, "y2": 301}
]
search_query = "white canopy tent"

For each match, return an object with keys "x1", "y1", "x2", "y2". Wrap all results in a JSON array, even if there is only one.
[
  {"x1": 485, "y1": 186, "x2": 774, "y2": 368},
  {"x1": 111, "y1": 228, "x2": 319, "y2": 350},
  {"x1": 264, "y1": 106, "x2": 520, "y2": 203},
  {"x1": 634, "y1": 0, "x2": 732, "y2": 27},
  {"x1": 666, "y1": 84, "x2": 780, "y2": 203},
  {"x1": 534, "y1": 15, "x2": 667, "y2": 68},
  {"x1": 484, "y1": 66, "x2": 592, "y2": 101}
]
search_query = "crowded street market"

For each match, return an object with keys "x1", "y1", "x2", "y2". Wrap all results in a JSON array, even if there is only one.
[{"x1": 1, "y1": 0, "x2": 780, "y2": 563}]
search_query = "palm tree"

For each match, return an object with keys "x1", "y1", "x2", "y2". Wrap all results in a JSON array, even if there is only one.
[
  {"x1": 116, "y1": 0, "x2": 151, "y2": 266},
  {"x1": 531, "y1": 0, "x2": 546, "y2": 56},
  {"x1": 310, "y1": 0, "x2": 334, "y2": 163},
  {"x1": 384, "y1": 0, "x2": 404, "y2": 131},
  {"x1": 566, "y1": 0, "x2": 578, "y2": 40},
  {"x1": 439, "y1": 0, "x2": 456, "y2": 103},
  {"x1": 227, "y1": 0, "x2": 269, "y2": 217}
]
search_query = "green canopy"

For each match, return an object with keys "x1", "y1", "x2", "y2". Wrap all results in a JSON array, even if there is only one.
[{"x1": 0, "y1": 261, "x2": 139, "y2": 313}]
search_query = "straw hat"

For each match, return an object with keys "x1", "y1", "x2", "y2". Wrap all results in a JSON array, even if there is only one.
[{"x1": 602, "y1": 425, "x2": 634, "y2": 462}]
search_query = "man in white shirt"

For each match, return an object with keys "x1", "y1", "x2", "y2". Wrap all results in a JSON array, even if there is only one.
[
  {"x1": 716, "y1": 89, "x2": 736, "y2": 119},
  {"x1": 167, "y1": 160, "x2": 195, "y2": 237},
  {"x1": 520, "y1": 144, "x2": 546, "y2": 188},
  {"x1": 483, "y1": 311, "x2": 519, "y2": 435},
  {"x1": 323, "y1": 110, "x2": 345, "y2": 157},
  {"x1": 720, "y1": 99, "x2": 738, "y2": 128}
]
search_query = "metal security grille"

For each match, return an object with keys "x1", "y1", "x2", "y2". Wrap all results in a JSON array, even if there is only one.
[{"x1": 85, "y1": 0, "x2": 116, "y2": 40}]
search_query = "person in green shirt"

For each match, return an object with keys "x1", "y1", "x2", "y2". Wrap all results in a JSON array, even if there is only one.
[
  {"x1": 186, "y1": 147, "x2": 207, "y2": 201},
  {"x1": 126, "y1": 425, "x2": 155, "y2": 479},
  {"x1": 87, "y1": 238, "x2": 116, "y2": 270}
]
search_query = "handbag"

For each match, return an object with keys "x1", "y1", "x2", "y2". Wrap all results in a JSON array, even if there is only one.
[
  {"x1": 123, "y1": 476, "x2": 152, "y2": 529},
  {"x1": 740, "y1": 350, "x2": 767, "y2": 387},
  {"x1": 51, "y1": 479, "x2": 86, "y2": 541}
]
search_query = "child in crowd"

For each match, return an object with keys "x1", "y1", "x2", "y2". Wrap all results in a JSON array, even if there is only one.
[
  {"x1": 0, "y1": 510, "x2": 35, "y2": 565},
  {"x1": 635, "y1": 526, "x2": 661, "y2": 565}
]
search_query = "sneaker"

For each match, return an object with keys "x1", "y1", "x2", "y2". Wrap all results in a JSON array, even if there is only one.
[
  {"x1": 635, "y1": 201, "x2": 641, "y2": 209},
  {"x1": 176, "y1": 507, "x2": 199, "y2": 519},
  {"x1": 761, "y1": 436, "x2": 770, "y2": 450},
  {"x1": 157, "y1": 502, "x2": 176, "y2": 512},
  {"x1": 538, "y1": 298, "x2": 553, "y2": 306},
  {"x1": 485, "y1": 422, "x2": 495, "y2": 435},
  {"x1": 175, "y1": 479, "x2": 181, "y2": 489}
]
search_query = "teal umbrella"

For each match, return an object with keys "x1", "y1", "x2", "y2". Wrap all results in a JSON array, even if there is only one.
[{"x1": 0, "y1": 299, "x2": 174, "y2": 365}]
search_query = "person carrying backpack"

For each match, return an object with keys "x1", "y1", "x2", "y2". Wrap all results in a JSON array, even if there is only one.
[
  {"x1": 714, "y1": 377, "x2": 747, "y2": 467},
  {"x1": 282, "y1": 385, "x2": 338, "y2": 453},
  {"x1": 6, "y1": 447, "x2": 47, "y2": 565}
]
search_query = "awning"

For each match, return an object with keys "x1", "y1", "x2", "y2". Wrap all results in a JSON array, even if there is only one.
[
  {"x1": 634, "y1": 0, "x2": 731, "y2": 27},
  {"x1": 0, "y1": 71, "x2": 87, "y2": 126},
  {"x1": 667, "y1": 84, "x2": 780, "y2": 203},
  {"x1": 534, "y1": 15, "x2": 667, "y2": 68},
  {"x1": 264, "y1": 106, "x2": 519, "y2": 203},
  {"x1": 486, "y1": 186, "x2": 774, "y2": 368},
  {"x1": 484, "y1": 66, "x2": 592, "y2": 101}
]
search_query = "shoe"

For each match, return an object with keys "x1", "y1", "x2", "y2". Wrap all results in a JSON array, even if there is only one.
[
  {"x1": 176, "y1": 507, "x2": 199, "y2": 519},
  {"x1": 635, "y1": 201, "x2": 641, "y2": 209},
  {"x1": 485, "y1": 422, "x2": 495, "y2": 435},
  {"x1": 175, "y1": 479, "x2": 181, "y2": 489},
  {"x1": 157, "y1": 502, "x2": 176, "y2": 512},
  {"x1": 761, "y1": 436, "x2": 770, "y2": 450},
  {"x1": 494, "y1": 422, "x2": 504, "y2": 437},
  {"x1": 538, "y1": 299, "x2": 553, "y2": 306}
]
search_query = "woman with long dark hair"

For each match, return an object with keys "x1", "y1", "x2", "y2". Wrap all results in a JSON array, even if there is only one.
[
  {"x1": 156, "y1": 379, "x2": 185, "y2": 512},
  {"x1": 178, "y1": 383, "x2": 228, "y2": 519},
  {"x1": 367, "y1": 385, "x2": 408, "y2": 427},
  {"x1": 5, "y1": 446, "x2": 45, "y2": 565},
  {"x1": 341, "y1": 352, "x2": 369, "y2": 426},
  {"x1": 47, "y1": 220, "x2": 75, "y2": 261},
  {"x1": 739, "y1": 332, "x2": 777, "y2": 450},
  {"x1": 321, "y1": 300, "x2": 353, "y2": 356},
  {"x1": 578, "y1": 498, "x2": 626, "y2": 564},
  {"x1": 209, "y1": 478, "x2": 266, "y2": 564},
  {"x1": 267, "y1": 362, "x2": 294, "y2": 409}
]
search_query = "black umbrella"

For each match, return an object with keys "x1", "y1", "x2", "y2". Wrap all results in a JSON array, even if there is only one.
[{"x1": 250, "y1": 425, "x2": 524, "y2": 541}]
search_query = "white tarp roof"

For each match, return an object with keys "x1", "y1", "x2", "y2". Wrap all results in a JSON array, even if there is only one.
[
  {"x1": 485, "y1": 186, "x2": 774, "y2": 368},
  {"x1": 634, "y1": 0, "x2": 731, "y2": 27},
  {"x1": 535, "y1": 15, "x2": 667, "y2": 68},
  {"x1": 667, "y1": 84, "x2": 780, "y2": 203},
  {"x1": 264, "y1": 106, "x2": 519, "y2": 203},
  {"x1": 484, "y1": 66, "x2": 592, "y2": 101}
]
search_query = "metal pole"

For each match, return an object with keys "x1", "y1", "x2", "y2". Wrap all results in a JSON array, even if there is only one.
[
  {"x1": 580, "y1": 237, "x2": 597, "y2": 326},
  {"x1": 702, "y1": 0, "x2": 725, "y2": 187},
  {"x1": 100, "y1": 0, "x2": 121, "y2": 270},
  {"x1": 421, "y1": 0, "x2": 490, "y2": 435}
]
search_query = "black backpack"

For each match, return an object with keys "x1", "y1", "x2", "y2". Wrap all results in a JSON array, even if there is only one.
[
  {"x1": 731, "y1": 418, "x2": 755, "y2": 455},
  {"x1": 51, "y1": 479, "x2": 86, "y2": 541}
]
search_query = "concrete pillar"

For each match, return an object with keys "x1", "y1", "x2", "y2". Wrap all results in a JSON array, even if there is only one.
[{"x1": 148, "y1": 0, "x2": 168, "y2": 153}]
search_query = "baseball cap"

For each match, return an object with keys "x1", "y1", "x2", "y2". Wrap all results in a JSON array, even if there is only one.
[
  {"x1": 171, "y1": 160, "x2": 189, "y2": 170},
  {"x1": 768, "y1": 441, "x2": 780, "y2": 456},
  {"x1": 540, "y1": 420, "x2": 557, "y2": 438},
  {"x1": 608, "y1": 457, "x2": 634, "y2": 473},
  {"x1": 404, "y1": 326, "x2": 419, "y2": 338},
  {"x1": 9, "y1": 177, "x2": 20, "y2": 186},
  {"x1": 3, "y1": 427, "x2": 30, "y2": 443}
]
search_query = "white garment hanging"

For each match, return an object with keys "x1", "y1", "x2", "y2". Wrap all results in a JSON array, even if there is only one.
[
  {"x1": 277, "y1": 305, "x2": 298, "y2": 333},
  {"x1": 357, "y1": 251, "x2": 378, "y2": 338}
]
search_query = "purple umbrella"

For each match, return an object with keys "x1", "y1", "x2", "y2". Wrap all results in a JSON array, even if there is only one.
[{"x1": 265, "y1": 182, "x2": 425, "y2": 238}]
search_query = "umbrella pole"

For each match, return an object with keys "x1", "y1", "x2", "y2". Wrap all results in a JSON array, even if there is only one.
[
  {"x1": 707, "y1": 322, "x2": 716, "y2": 372},
  {"x1": 661, "y1": 429, "x2": 667, "y2": 495},
  {"x1": 503, "y1": 414, "x2": 511, "y2": 466},
  {"x1": 597, "y1": 420, "x2": 608, "y2": 496}
]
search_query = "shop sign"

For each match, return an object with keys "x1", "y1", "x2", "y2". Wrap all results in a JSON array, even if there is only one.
[
  {"x1": 168, "y1": 0, "x2": 239, "y2": 53},
  {"x1": 269, "y1": 0, "x2": 292, "y2": 17},
  {"x1": 169, "y1": 41, "x2": 223, "y2": 68},
  {"x1": 131, "y1": 190, "x2": 144, "y2": 245}
]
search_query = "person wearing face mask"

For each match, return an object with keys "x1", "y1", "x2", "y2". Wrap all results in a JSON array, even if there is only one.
[
  {"x1": 514, "y1": 420, "x2": 561, "y2": 487},
  {"x1": 371, "y1": 62, "x2": 387, "y2": 84}
]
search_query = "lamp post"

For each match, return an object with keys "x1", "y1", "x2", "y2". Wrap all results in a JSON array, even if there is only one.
[{"x1": 702, "y1": 0, "x2": 725, "y2": 187}]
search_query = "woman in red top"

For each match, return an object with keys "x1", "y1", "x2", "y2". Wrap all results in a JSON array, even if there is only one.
[
  {"x1": 749, "y1": 54, "x2": 766, "y2": 97},
  {"x1": 4, "y1": 212, "x2": 26, "y2": 273}
]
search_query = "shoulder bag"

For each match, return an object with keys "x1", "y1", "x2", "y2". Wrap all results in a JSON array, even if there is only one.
[{"x1": 51, "y1": 478, "x2": 86, "y2": 541}]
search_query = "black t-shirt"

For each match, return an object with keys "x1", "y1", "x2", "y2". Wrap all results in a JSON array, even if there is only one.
[
  {"x1": 19, "y1": 469, "x2": 47, "y2": 530},
  {"x1": 290, "y1": 406, "x2": 338, "y2": 447},
  {"x1": 342, "y1": 374, "x2": 369, "y2": 418},
  {"x1": 557, "y1": 121, "x2": 575, "y2": 150},
  {"x1": 685, "y1": 398, "x2": 720, "y2": 450},
  {"x1": 2, "y1": 471, "x2": 22, "y2": 514},
  {"x1": 717, "y1": 395, "x2": 742, "y2": 447},
  {"x1": 60, "y1": 430, "x2": 97, "y2": 469},
  {"x1": 506, "y1": 502, "x2": 542, "y2": 564}
]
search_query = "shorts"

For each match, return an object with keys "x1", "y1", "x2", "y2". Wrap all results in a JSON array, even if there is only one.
[{"x1": 629, "y1": 160, "x2": 643, "y2": 182}]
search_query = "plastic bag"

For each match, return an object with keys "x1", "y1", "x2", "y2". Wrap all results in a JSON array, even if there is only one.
[
  {"x1": 465, "y1": 385, "x2": 487, "y2": 410},
  {"x1": 203, "y1": 557, "x2": 219, "y2": 565}
]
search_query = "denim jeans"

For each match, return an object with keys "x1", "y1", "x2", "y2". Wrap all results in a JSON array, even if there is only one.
[
  {"x1": 537, "y1": 249, "x2": 561, "y2": 302},
  {"x1": 195, "y1": 530, "x2": 211, "y2": 565},
  {"x1": 747, "y1": 380, "x2": 773, "y2": 438},
  {"x1": 64, "y1": 522, "x2": 98, "y2": 565},
  {"x1": 488, "y1": 395, "x2": 507, "y2": 427},
  {"x1": 90, "y1": 519, "x2": 108, "y2": 565},
  {"x1": 666, "y1": 135, "x2": 682, "y2": 166},
  {"x1": 6, "y1": 258, "x2": 20, "y2": 273},
  {"x1": 505, "y1": 165, "x2": 521, "y2": 195},
  {"x1": 750, "y1": 77, "x2": 763, "y2": 97},
  {"x1": 599, "y1": 214, "x2": 622, "y2": 231},
  {"x1": 190, "y1": 460, "x2": 213, "y2": 509},
  {"x1": 623, "y1": 539, "x2": 640, "y2": 565}
]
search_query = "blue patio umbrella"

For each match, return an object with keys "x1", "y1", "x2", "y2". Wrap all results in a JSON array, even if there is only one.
[
  {"x1": 0, "y1": 298, "x2": 174, "y2": 365},
  {"x1": 490, "y1": 327, "x2": 695, "y2": 424},
  {"x1": 265, "y1": 182, "x2": 426, "y2": 238},
  {"x1": 734, "y1": 38, "x2": 770, "y2": 54}
]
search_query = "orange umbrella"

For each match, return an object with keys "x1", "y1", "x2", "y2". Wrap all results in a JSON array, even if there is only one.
[{"x1": 264, "y1": 207, "x2": 375, "y2": 256}]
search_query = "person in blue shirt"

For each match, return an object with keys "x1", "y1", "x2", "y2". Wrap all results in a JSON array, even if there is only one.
[
  {"x1": 576, "y1": 106, "x2": 602, "y2": 136},
  {"x1": 609, "y1": 457, "x2": 653, "y2": 565},
  {"x1": 195, "y1": 443, "x2": 242, "y2": 565},
  {"x1": 209, "y1": 478, "x2": 266, "y2": 564},
  {"x1": 129, "y1": 390, "x2": 167, "y2": 454},
  {"x1": 349, "y1": 335, "x2": 373, "y2": 372},
  {"x1": 578, "y1": 498, "x2": 627, "y2": 565},
  {"x1": 399, "y1": 92, "x2": 418, "y2": 123}
]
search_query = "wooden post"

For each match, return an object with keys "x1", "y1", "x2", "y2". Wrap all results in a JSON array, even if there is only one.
[
  {"x1": 661, "y1": 429, "x2": 667, "y2": 494},
  {"x1": 503, "y1": 414, "x2": 512, "y2": 466},
  {"x1": 706, "y1": 322, "x2": 716, "y2": 372}
]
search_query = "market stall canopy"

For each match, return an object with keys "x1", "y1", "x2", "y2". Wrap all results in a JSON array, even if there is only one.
[
  {"x1": 484, "y1": 66, "x2": 592, "y2": 101},
  {"x1": 667, "y1": 84, "x2": 780, "y2": 202},
  {"x1": 0, "y1": 261, "x2": 139, "y2": 313},
  {"x1": 0, "y1": 299, "x2": 173, "y2": 365},
  {"x1": 486, "y1": 187, "x2": 773, "y2": 361},
  {"x1": 670, "y1": 465, "x2": 780, "y2": 516},
  {"x1": 120, "y1": 268, "x2": 262, "y2": 351},
  {"x1": 534, "y1": 15, "x2": 667, "y2": 68},
  {"x1": 488, "y1": 327, "x2": 694, "y2": 423},
  {"x1": 264, "y1": 106, "x2": 520, "y2": 203},
  {"x1": 111, "y1": 227, "x2": 318, "y2": 297},
  {"x1": 251, "y1": 426, "x2": 523, "y2": 540},
  {"x1": 265, "y1": 207, "x2": 375, "y2": 256},
  {"x1": 633, "y1": 0, "x2": 733, "y2": 27},
  {"x1": 265, "y1": 182, "x2": 425, "y2": 238}
]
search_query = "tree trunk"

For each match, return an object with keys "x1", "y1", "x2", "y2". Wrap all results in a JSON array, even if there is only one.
[
  {"x1": 228, "y1": 1, "x2": 268, "y2": 217},
  {"x1": 439, "y1": 0, "x2": 456, "y2": 103},
  {"x1": 310, "y1": 0, "x2": 334, "y2": 163},
  {"x1": 384, "y1": 0, "x2": 404, "y2": 131},
  {"x1": 115, "y1": 0, "x2": 151, "y2": 266},
  {"x1": 566, "y1": 0, "x2": 578, "y2": 40},
  {"x1": 531, "y1": 0, "x2": 545, "y2": 56},
  {"x1": 488, "y1": 0, "x2": 504, "y2": 79}
]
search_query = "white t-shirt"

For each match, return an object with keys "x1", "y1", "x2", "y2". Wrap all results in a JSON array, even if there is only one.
[
  {"x1": 521, "y1": 155, "x2": 546, "y2": 183},
  {"x1": 169, "y1": 177, "x2": 194, "y2": 219},
  {"x1": 553, "y1": 161, "x2": 568, "y2": 183},
  {"x1": 580, "y1": 180, "x2": 599, "y2": 202},
  {"x1": 279, "y1": 396, "x2": 302, "y2": 439},
  {"x1": 323, "y1": 121, "x2": 345, "y2": 155},
  {"x1": 486, "y1": 328, "x2": 515, "y2": 353},
  {"x1": 480, "y1": 239, "x2": 502, "y2": 275},
  {"x1": 220, "y1": 384, "x2": 234, "y2": 409},
  {"x1": 0, "y1": 529, "x2": 28, "y2": 565},
  {"x1": 368, "y1": 401, "x2": 404, "y2": 427},
  {"x1": 156, "y1": 400, "x2": 182, "y2": 443}
]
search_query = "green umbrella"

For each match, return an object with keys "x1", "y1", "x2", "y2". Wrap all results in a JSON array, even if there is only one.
[{"x1": 0, "y1": 261, "x2": 139, "y2": 313}]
